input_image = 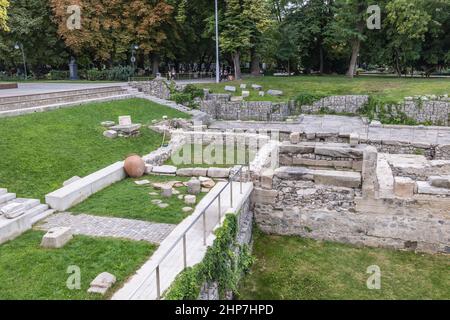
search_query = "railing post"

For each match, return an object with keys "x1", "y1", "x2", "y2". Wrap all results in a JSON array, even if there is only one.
[
  {"x1": 156, "y1": 265, "x2": 161, "y2": 300},
  {"x1": 183, "y1": 234, "x2": 187, "y2": 269},
  {"x1": 203, "y1": 211, "x2": 207, "y2": 246},
  {"x1": 218, "y1": 194, "x2": 222, "y2": 223},
  {"x1": 230, "y1": 179, "x2": 233, "y2": 208},
  {"x1": 240, "y1": 167, "x2": 243, "y2": 194}
]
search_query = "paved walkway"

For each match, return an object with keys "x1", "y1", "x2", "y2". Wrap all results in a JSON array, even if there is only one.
[
  {"x1": 209, "y1": 115, "x2": 450, "y2": 145},
  {"x1": 112, "y1": 181, "x2": 253, "y2": 300},
  {"x1": 37, "y1": 212, "x2": 175, "y2": 244},
  {"x1": 0, "y1": 82, "x2": 127, "y2": 97}
]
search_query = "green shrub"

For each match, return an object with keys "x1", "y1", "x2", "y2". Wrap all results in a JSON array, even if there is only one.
[{"x1": 295, "y1": 92, "x2": 326, "y2": 106}]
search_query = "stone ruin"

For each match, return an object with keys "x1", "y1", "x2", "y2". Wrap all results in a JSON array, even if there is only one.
[
  {"x1": 152, "y1": 128, "x2": 449, "y2": 254},
  {"x1": 102, "y1": 115, "x2": 141, "y2": 138}
]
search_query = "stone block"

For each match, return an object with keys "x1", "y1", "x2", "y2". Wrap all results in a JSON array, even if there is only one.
[
  {"x1": 242, "y1": 90, "x2": 250, "y2": 98},
  {"x1": 394, "y1": 177, "x2": 416, "y2": 198},
  {"x1": 261, "y1": 169, "x2": 274, "y2": 190},
  {"x1": 259, "y1": 91, "x2": 265, "y2": 97},
  {"x1": 267, "y1": 89, "x2": 283, "y2": 96},
  {"x1": 240, "y1": 84, "x2": 247, "y2": 89},
  {"x1": 251, "y1": 84, "x2": 262, "y2": 90},
  {"x1": 88, "y1": 272, "x2": 116, "y2": 295},
  {"x1": 274, "y1": 167, "x2": 314, "y2": 181},
  {"x1": 63, "y1": 176, "x2": 81, "y2": 187},
  {"x1": 152, "y1": 165, "x2": 177, "y2": 175},
  {"x1": 224, "y1": 86, "x2": 236, "y2": 92},
  {"x1": 161, "y1": 186, "x2": 172, "y2": 198},
  {"x1": 428, "y1": 175, "x2": 450, "y2": 189},
  {"x1": 103, "y1": 130, "x2": 118, "y2": 139},
  {"x1": 176, "y1": 168, "x2": 193, "y2": 177},
  {"x1": 313, "y1": 170, "x2": 362, "y2": 188},
  {"x1": 315, "y1": 146, "x2": 363, "y2": 159},
  {"x1": 41, "y1": 227, "x2": 73, "y2": 248},
  {"x1": 349, "y1": 133, "x2": 359, "y2": 147},
  {"x1": 207, "y1": 167, "x2": 230, "y2": 178},
  {"x1": 187, "y1": 179, "x2": 201, "y2": 195},
  {"x1": 290, "y1": 132, "x2": 300, "y2": 144},
  {"x1": 144, "y1": 164, "x2": 153, "y2": 174},
  {"x1": 252, "y1": 188, "x2": 278, "y2": 204},
  {"x1": 192, "y1": 168, "x2": 208, "y2": 176},
  {"x1": 118, "y1": 115, "x2": 132, "y2": 125},
  {"x1": 184, "y1": 195, "x2": 197, "y2": 205},
  {"x1": 101, "y1": 121, "x2": 115, "y2": 127},
  {"x1": 416, "y1": 181, "x2": 450, "y2": 196},
  {"x1": 279, "y1": 144, "x2": 315, "y2": 154}
]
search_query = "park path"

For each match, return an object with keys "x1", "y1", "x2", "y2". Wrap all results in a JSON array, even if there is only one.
[
  {"x1": 112, "y1": 181, "x2": 253, "y2": 300},
  {"x1": 209, "y1": 115, "x2": 450, "y2": 145},
  {"x1": 37, "y1": 212, "x2": 175, "y2": 244}
]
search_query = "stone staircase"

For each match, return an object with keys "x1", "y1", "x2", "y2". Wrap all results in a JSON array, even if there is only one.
[
  {"x1": 0, "y1": 188, "x2": 55, "y2": 244},
  {"x1": 0, "y1": 86, "x2": 135, "y2": 118}
]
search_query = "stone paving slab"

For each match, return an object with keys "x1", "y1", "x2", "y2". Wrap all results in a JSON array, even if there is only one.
[
  {"x1": 209, "y1": 115, "x2": 450, "y2": 146},
  {"x1": 37, "y1": 212, "x2": 175, "y2": 244}
]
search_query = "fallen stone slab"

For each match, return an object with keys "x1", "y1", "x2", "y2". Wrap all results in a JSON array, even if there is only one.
[
  {"x1": 0, "y1": 202, "x2": 26, "y2": 219},
  {"x1": 267, "y1": 89, "x2": 283, "y2": 96},
  {"x1": 224, "y1": 86, "x2": 236, "y2": 92},
  {"x1": 88, "y1": 272, "x2": 116, "y2": 295},
  {"x1": 101, "y1": 121, "x2": 115, "y2": 128},
  {"x1": 184, "y1": 195, "x2": 196, "y2": 205},
  {"x1": 192, "y1": 168, "x2": 208, "y2": 176},
  {"x1": 429, "y1": 175, "x2": 450, "y2": 189},
  {"x1": 251, "y1": 84, "x2": 262, "y2": 90},
  {"x1": 416, "y1": 181, "x2": 450, "y2": 196},
  {"x1": 176, "y1": 168, "x2": 193, "y2": 176},
  {"x1": 110, "y1": 124, "x2": 141, "y2": 134},
  {"x1": 152, "y1": 181, "x2": 181, "y2": 189},
  {"x1": 103, "y1": 130, "x2": 118, "y2": 139},
  {"x1": 152, "y1": 165, "x2": 177, "y2": 175},
  {"x1": 259, "y1": 91, "x2": 265, "y2": 97},
  {"x1": 182, "y1": 207, "x2": 193, "y2": 213},
  {"x1": 41, "y1": 227, "x2": 73, "y2": 248},
  {"x1": 242, "y1": 90, "x2": 250, "y2": 98},
  {"x1": 207, "y1": 167, "x2": 230, "y2": 178},
  {"x1": 240, "y1": 84, "x2": 247, "y2": 89},
  {"x1": 134, "y1": 180, "x2": 150, "y2": 185},
  {"x1": 201, "y1": 178, "x2": 215, "y2": 188}
]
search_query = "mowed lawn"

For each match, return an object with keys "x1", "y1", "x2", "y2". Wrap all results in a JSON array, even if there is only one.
[
  {"x1": 201, "y1": 75, "x2": 450, "y2": 103},
  {"x1": 238, "y1": 231, "x2": 450, "y2": 300},
  {"x1": 0, "y1": 98, "x2": 188, "y2": 200},
  {"x1": 71, "y1": 176, "x2": 207, "y2": 224},
  {"x1": 0, "y1": 230, "x2": 155, "y2": 300}
]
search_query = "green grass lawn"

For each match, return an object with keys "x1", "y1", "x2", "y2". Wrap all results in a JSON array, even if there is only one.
[
  {"x1": 71, "y1": 176, "x2": 208, "y2": 224},
  {"x1": 165, "y1": 144, "x2": 254, "y2": 168},
  {"x1": 0, "y1": 98, "x2": 188, "y2": 200},
  {"x1": 238, "y1": 230, "x2": 450, "y2": 300},
  {"x1": 0, "y1": 230, "x2": 155, "y2": 300},
  {"x1": 200, "y1": 75, "x2": 450, "y2": 104}
]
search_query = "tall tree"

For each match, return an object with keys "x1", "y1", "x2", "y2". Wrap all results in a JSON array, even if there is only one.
[
  {"x1": 327, "y1": 0, "x2": 369, "y2": 78},
  {"x1": 0, "y1": 0, "x2": 9, "y2": 31}
]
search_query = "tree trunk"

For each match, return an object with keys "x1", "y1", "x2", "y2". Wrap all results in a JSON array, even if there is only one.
[
  {"x1": 319, "y1": 45, "x2": 324, "y2": 74},
  {"x1": 151, "y1": 54, "x2": 160, "y2": 76},
  {"x1": 346, "y1": 38, "x2": 360, "y2": 78},
  {"x1": 250, "y1": 47, "x2": 261, "y2": 76},
  {"x1": 287, "y1": 60, "x2": 290, "y2": 76},
  {"x1": 232, "y1": 51, "x2": 241, "y2": 80}
]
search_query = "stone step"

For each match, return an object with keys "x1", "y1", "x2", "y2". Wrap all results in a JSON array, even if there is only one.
[
  {"x1": 0, "y1": 88, "x2": 128, "y2": 112},
  {"x1": 26, "y1": 205, "x2": 51, "y2": 224},
  {"x1": 0, "y1": 193, "x2": 16, "y2": 205},
  {"x1": 416, "y1": 181, "x2": 450, "y2": 196},
  {"x1": 0, "y1": 188, "x2": 7, "y2": 196},
  {"x1": 30, "y1": 209, "x2": 55, "y2": 225},
  {"x1": 274, "y1": 166, "x2": 362, "y2": 188}
]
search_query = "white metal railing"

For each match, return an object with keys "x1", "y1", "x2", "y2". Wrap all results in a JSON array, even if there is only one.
[{"x1": 128, "y1": 164, "x2": 250, "y2": 300}]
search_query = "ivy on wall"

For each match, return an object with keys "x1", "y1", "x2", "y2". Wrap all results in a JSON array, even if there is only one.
[{"x1": 165, "y1": 213, "x2": 254, "y2": 300}]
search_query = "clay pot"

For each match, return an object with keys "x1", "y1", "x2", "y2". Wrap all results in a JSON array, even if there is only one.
[{"x1": 124, "y1": 155, "x2": 145, "y2": 178}]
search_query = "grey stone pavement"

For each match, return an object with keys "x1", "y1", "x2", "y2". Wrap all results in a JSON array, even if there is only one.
[
  {"x1": 0, "y1": 82, "x2": 127, "y2": 97},
  {"x1": 37, "y1": 212, "x2": 175, "y2": 244},
  {"x1": 209, "y1": 115, "x2": 450, "y2": 145}
]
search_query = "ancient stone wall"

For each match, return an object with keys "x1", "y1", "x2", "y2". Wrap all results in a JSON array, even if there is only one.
[
  {"x1": 130, "y1": 79, "x2": 172, "y2": 100},
  {"x1": 200, "y1": 99, "x2": 292, "y2": 121},
  {"x1": 301, "y1": 95, "x2": 369, "y2": 114}
]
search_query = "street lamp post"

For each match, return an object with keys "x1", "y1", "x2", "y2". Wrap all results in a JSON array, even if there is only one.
[
  {"x1": 14, "y1": 42, "x2": 27, "y2": 80},
  {"x1": 130, "y1": 44, "x2": 139, "y2": 75},
  {"x1": 215, "y1": 0, "x2": 220, "y2": 83}
]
